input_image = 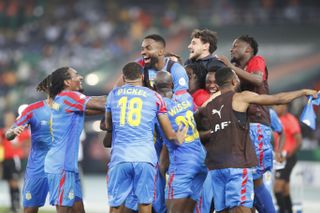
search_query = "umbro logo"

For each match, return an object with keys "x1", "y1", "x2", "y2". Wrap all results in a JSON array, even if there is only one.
[{"x1": 212, "y1": 105, "x2": 224, "y2": 119}]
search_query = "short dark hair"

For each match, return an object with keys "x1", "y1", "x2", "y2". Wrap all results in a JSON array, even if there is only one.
[
  {"x1": 215, "y1": 67, "x2": 235, "y2": 87},
  {"x1": 191, "y1": 29, "x2": 218, "y2": 54},
  {"x1": 144, "y1": 34, "x2": 166, "y2": 48},
  {"x1": 237, "y1": 35, "x2": 259, "y2": 55},
  {"x1": 185, "y1": 63, "x2": 207, "y2": 89},
  {"x1": 154, "y1": 71, "x2": 172, "y2": 91},
  {"x1": 49, "y1": 67, "x2": 71, "y2": 99},
  {"x1": 122, "y1": 62, "x2": 143, "y2": 80}
]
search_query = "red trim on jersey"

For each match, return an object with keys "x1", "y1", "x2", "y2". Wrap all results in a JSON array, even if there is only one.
[
  {"x1": 153, "y1": 166, "x2": 158, "y2": 200},
  {"x1": 64, "y1": 100, "x2": 83, "y2": 112},
  {"x1": 174, "y1": 90, "x2": 188, "y2": 96},
  {"x1": 18, "y1": 101, "x2": 44, "y2": 121},
  {"x1": 257, "y1": 124, "x2": 264, "y2": 170},
  {"x1": 16, "y1": 113, "x2": 33, "y2": 126},
  {"x1": 155, "y1": 92, "x2": 167, "y2": 113},
  {"x1": 59, "y1": 91, "x2": 86, "y2": 105},
  {"x1": 58, "y1": 172, "x2": 66, "y2": 205},
  {"x1": 168, "y1": 173, "x2": 175, "y2": 199},
  {"x1": 240, "y1": 168, "x2": 248, "y2": 204}
]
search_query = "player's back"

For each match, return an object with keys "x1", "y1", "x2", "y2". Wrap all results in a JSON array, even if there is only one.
[
  {"x1": 16, "y1": 100, "x2": 51, "y2": 177},
  {"x1": 164, "y1": 92, "x2": 206, "y2": 172},
  {"x1": 45, "y1": 91, "x2": 90, "y2": 174},
  {"x1": 107, "y1": 84, "x2": 166, "y2": 167}
]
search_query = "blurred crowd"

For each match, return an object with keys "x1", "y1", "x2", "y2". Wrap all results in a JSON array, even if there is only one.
[
  {"x1": 0, "y1": 0, "x2": 320, "y2": 164},
  {"x1": 1, "y1": 0, "x2": 320, "y2": 119}
]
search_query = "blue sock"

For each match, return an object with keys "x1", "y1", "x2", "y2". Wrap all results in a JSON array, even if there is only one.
[{"x1": 254, "y1": 183, "x2": 276, "y2": 213}]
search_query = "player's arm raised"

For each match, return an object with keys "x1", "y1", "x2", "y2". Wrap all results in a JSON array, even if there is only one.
[
  {"x1": 233, "y1": 89, "x2": 319, "y2": 112},
  {"x1": 85, "y1": 95, "x2": 106, "y2": 115},
  {"x1": 217, "y1": 55, "x2": 263, "y2": 86}
]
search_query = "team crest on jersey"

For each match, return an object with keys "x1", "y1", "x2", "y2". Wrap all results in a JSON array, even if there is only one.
[
  {"x1": 178, "y1": 78, "x2": 186, "y2": 86},
  {"x1": 68, "y1": 191, "x2": 75, "y2": 200},
  {"x1": 25, "y1": 192, "x2": 32, "y2": 200},
  {"x1": 51, "y1": 102, "x2": 60, "y2": 110}
]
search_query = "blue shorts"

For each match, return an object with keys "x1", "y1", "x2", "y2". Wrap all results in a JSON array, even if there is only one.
[
  {"x1": 23, "y1": 174, "x2": 49, "y2": 207},
  {"x1": 194, "y1": 173, "x2": 213, "y2": 213},
  {"x1": 153, "y1": 168, "x2": 167, "y2": 213},
  {"x1": 210, "y1": 168, "x2": 254, "y2": 211},
  {"x1": 124, "y1": 164, "x2": 166, "y2": 213},
  {"x1": 107, "y1": 162, "x2": 156, "y2": 207},
  {"x1": 249, "y1": 123, "x2": 273, "y2": 180},
  {"x1": 166, "y1": 163, "x2": 207, "y2": 201},
  {"x1": 47, "y1": 171, "x2": 83, "y2": 207},
  {"x1": 125, "y1": 192, "x2": 138, "y2": 211}
]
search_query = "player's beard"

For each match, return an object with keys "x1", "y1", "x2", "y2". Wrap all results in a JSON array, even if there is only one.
[
  {"x1": 144, "y1": 56, "x2": 159, "y2": 69},
  {"x1": 230, "y1": 56, "x2": 238, "y2": 64},
  {"x1": 189, "y1": 52, "x2": 201, "y2": 61}
]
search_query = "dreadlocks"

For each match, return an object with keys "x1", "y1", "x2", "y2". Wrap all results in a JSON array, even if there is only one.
[
  {"x1": 36, "y1": 74, "x2": 52, "y2": 93},
  {"x1": 48, "y1": 67, "x2": 71, "y2": 99}
]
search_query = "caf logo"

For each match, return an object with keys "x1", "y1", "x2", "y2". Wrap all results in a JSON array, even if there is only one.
[
  {"x1": 26, "y1": 192, "x2": 32, "y2": 200},
  {"x1": 68, "y1": 191, "x2": 75, "y2": 200}
]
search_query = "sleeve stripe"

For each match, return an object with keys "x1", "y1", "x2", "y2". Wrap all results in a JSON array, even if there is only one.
[
  {"x1": 155, "y1": 92, "x2": 167, "y2": 113},
  {"x1": 59, "y1": 91, "x2": 86, "y2": 104},
  {"x1": 16, "y1": 113, "x2": 32, "y2": 126},
  {"x1": 19, "y1": 101, "x2": 44, "y2": 119},
  {"x1": 64, "y1": 100, "x2": 83, "y2": 111}
]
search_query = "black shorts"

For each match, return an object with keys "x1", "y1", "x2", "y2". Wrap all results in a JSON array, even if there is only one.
[
  {"x1": 2, "y1": 157, "x2": 21, "y2": 180},
  {"x1": 275, "y1": 154, "x2": 297, "y2": 182}
]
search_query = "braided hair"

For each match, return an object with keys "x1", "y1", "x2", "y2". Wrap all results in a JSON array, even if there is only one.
[
  {"x1": 36, "y1": 74, "x2": 52, "y2": 93},
  {"x1": 185, "y1": 63, "x2": 207, "y2": 90},
  {"x1": 48, "y1": 67, "x2": 71, "y2": 99}
]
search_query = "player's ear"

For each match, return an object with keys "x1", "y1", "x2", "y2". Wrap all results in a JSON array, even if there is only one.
[
  {"x1": 245, "y1": 45, "x2": 253, "y2": 54},
  {"x1": 122, "y1": 74, "x2": 126, "y2": 83},
  {"x1": 231, "y1": 76, "x2": 237, "y2": 86},
  {"x1": 64, "y1": 79, "x2": 71, "y2": 87},
  {"x1": 158, "y1": 47, "x2": 165, "y2": 56},
  {"x1": 203, "y1": 42, "x2": 210, "y2": 52}
]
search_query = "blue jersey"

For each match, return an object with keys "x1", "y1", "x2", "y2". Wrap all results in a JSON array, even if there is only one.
[
  {"x1": 270, "y1": 108, "x2": 282, "y2": 133},
  {"x1": 137, "y1": 58, "x2": 189, "y2": 93},
  {"x1": 15, "y1": 100, "x2": 51, "y2": 177},
  {"x1": 45, "y1": 91, "x2": 91, "y2": 173},
  {"x1": 154, "y1": 121, "x2": 164, "y2": 159},
  {"x1": 163, "y1": 92, "x2": 206, "y2": 173},
  {"x1": 106, "y1": 84, "x2": 167, "y2": 167}
]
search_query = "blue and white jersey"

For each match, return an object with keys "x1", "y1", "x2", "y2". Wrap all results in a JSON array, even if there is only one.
[
  {"x1": 163, "y1": 92, "x2": 206, "y2": 174},
  {"x1": 106, "y1": 84, "x2": 167, "y2": 167},
  {"x1": 45, "y1": 91, "x2": 91, "y2": 174},
  {"x1": 15, "y1": 100, "x2": 51, "y2": 177}
]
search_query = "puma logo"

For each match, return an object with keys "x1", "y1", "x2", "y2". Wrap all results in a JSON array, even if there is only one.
[{"x1": 212, "y1": 105, "x2": 224, "y2": 119}]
